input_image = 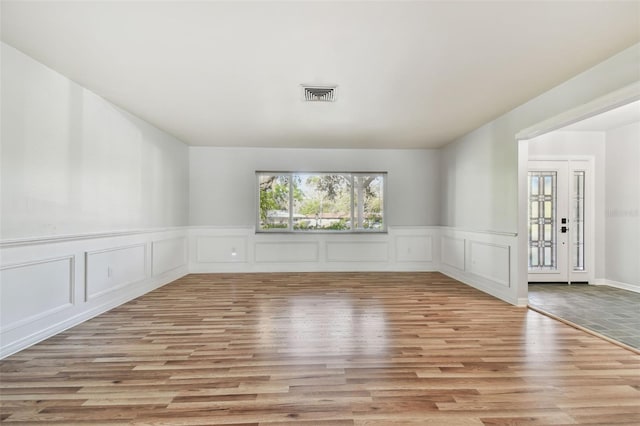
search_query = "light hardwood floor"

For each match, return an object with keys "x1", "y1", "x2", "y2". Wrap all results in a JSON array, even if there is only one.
[{"x1": 1, "y1": 272, "x2": 639, "y2": 425}]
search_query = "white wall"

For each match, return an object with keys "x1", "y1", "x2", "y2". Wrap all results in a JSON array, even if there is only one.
[
  {"x1": 189, "y1": 147, "x2": 440, "y2": 227},
  {"x1": 440, "y1": 43, "x2": 640, "y2": 234},
  {"x1": 605, "y1": 122, "x2": 640, "y2": 289},
  {"x1": 187, "y1": 147, "x2": 448, "y2": 284},
  {"x1": 527, "y1": 131, "x2": 606, "y2": 282},
  {"x1": 1, "y1": 43, "x2": 189, "y2": 240},
  {"x1": 1, "y1": 43, "x2": 190, "y2": 358}
]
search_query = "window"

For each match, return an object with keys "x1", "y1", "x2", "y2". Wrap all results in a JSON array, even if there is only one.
[
  {"x1": 528, "y1": 171, "x2": 557, "y2": 269},
  {"x1": 257, "y1": 172, "x2": 386, "y2": 232},
  {"x1": 572, "y1": 170, "x2": 585, "y2": 271}
]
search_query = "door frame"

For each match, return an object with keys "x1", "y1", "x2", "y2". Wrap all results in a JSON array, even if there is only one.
[
  {"x1": 527, "y1": 157, "x2": 595, "y2": 284},
  {"x1": 515, "y1": 81, "x2": 640, "y2": 304}
]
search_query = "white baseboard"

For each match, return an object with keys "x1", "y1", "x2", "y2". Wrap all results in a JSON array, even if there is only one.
[
  {"x1": 189, "y1": 263, "x2": 437, "y2": 274},
  {"x1": 592, "y1": 278, "x2": 640, "y2": 294},
  {"x1": 439, "y1": 266, "x2": 518, "y2": 306}
]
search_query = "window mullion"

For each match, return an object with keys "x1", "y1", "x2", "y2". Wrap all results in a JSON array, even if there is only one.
[
  {"x1": 288, "y1": 173, "x2": 294, "y2": 232},
  {"x1": 350, "y1": 174, "x2": 355, "y2": 231}
]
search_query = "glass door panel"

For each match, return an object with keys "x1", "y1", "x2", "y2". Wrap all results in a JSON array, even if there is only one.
[
  {"x1": 528, "y1": 161, "x2": 568, "y2": 282},
  {"x1": 572, "y1": 171, "x2": 585, "y2": 271},
  {"x1": 528, "y1": 171, "x2": 557, "y2": 270}
]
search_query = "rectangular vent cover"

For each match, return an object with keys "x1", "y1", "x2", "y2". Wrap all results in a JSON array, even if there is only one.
[{"x1": 302, "y1": 86, "x2": 337, "y2": 102}]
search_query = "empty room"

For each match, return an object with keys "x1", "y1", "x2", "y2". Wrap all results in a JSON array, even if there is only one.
[{"x1": 1, "y1": 1, "x2": 639, "y2": 425}]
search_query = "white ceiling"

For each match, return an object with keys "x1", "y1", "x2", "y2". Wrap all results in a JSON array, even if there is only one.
[
  {"x1": 2, "y1": 1, "x2": 639, "y2": 149},
  {"x1": 562, "y1": 100, "x2": 640, "y2": 132}
]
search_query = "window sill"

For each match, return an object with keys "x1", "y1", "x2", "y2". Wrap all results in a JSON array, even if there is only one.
[{"x1": 255, "y1": 230, "x2": 388, "y2": 235}]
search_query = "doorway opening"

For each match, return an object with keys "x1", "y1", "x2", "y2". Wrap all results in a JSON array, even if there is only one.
[{"x1": 517, "y1": 88, "x2": 640, "y2": 350}]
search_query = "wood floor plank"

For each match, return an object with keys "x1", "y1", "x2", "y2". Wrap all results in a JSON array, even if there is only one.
[{"x1": 1, "y1": 272, "x2": 639, "y2": 424}]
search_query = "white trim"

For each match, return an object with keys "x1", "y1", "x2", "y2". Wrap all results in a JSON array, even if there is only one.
[
  {"x1": 0, "y1": 254, "x2": 76, "y2": 272},
  {"x1": 439, "y1": 227, "x2": 518, "y2": 305},
  {"x1": 592, "y1": 279, "x2": 640, "y2": 294},
  {"x1": 437, "y1": 226, "x2": 517, "y2": 237},
  {"x1": 255, "y1": 241, "x2": 320, "y2": 263},
  {"x1": 151, "y1": 236, "x2": 188, "y2": 276},
  {"x1": 0, "y1": 256, "x2": 76, "y2": 333},
  {"x1": 0, "y1": 227, "x2": 187, "y2": 248},
  {"x1": 325, "y1": 241, "x2": 389, "y2": 263},
  {"x1": 467, "y1": 241, "x2": 511, "y2": 287},
  {"x1": 528, "y1": 155, "x2": 596, "y2": 162},
  {"x1": 84, "y1": 242, "x2": 147, "y2": 257},
  {"x1": 188, "y1": 225, "x2": 255, "y2": 231},
  {"x1": 439, "y1": 268, "x2": 515, "y2": 306},
  {"x1": 440, "y1": 235, "x2": 465, "y2": 271},
  {"x1": 516, "y1": 81, "x2": 640, "y2": 141},
  {"x1": 84, "y1": 244, "x2": 148, "y2": 301}
]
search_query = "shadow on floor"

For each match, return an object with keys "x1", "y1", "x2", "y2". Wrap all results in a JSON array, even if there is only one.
[{"x1": 528, "y1": 283, "x2": 640, "y2": 350}]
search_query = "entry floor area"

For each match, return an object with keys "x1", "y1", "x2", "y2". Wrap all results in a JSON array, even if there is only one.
[
  {"x1": 2, "y1": 272, "x2": 639, "y2": 425},
  {"x1": 528, "y1": 283, "x2": 640, "y2": 350}
]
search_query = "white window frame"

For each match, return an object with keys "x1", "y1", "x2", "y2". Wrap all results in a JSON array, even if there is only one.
[{"x1": 256, "y1": 171, "x2": 387, "y2": 233}]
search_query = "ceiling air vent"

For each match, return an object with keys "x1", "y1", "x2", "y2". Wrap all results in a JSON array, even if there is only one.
[{"x1": 302, "y1": 85, "x2": 337, "y2": 102}]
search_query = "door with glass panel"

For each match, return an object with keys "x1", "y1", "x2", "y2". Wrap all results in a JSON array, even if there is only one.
[{"x1": 528, "y1": 160, "x2": 588, "y2": 283}]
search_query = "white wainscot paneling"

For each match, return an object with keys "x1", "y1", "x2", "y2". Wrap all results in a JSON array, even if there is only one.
[
  {"x1": 468, "y1": 241, "x2": 511, "y2": 287},
  {"x1": 255, "y1": 242, "x2": 319, "y2": 263},
  {"x1": 1, "y1": 256, "x2": 74, "y2": 331},
  {"x1": 395, "y1": 235, "x2": 432, "y2": 262},
  {"x1": 326, "y1": 241, "x2": 388, "y2": 262},
  {"x1": 441, "y1": 236, "x2": 465, "y2": 270},
  {"x1": 197, "y1": 236, "x2": 247, "y2": 263},
  {"x1": 152, "y1": 237, "x2": 187, "y2": 276},
  {"x1": 86, "y1": 245, "x2": 146, "y2": 300}
]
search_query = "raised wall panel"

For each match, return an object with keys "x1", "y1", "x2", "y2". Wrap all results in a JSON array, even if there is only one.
[
  {"x1": 437, "y1": 230, "x2": 518, "y2": 305},
  {"x1": 468, "y1": 241, "x2": 511, "y2": 287},
  {"x1": 326, "y1": 241, "x2": 388, "y2": 262},
  {"x1": 86, "y1": 245, "x2": 146, "y2": 300},
  {"x1": 0, "y1": 256, "x2": 74, "y2": 331},
  {"x1": 396, "y1": 235, "x2": 432, "y2": 262},
  {"x1": 189, "y1": 227, "x2": 439, "y2": 272},
  {"x1": 196, "y1": 236, "x2": 247, "y2": 263},
  {"x1": 152, "y1": 237, "x2": 187, "y2": 276},
  {"x1": 441, "y1": 236, "x2": 465, "y2": 270},
  {"x1": 1, "y1": 228, "x2": 190, "y2": 359},
  {"x1": 255, "y1": 242, "x2": 319, "y2": 263}
]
